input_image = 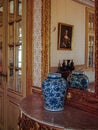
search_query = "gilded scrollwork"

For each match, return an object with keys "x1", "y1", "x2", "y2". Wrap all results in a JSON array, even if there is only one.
[
  {"x1": 18, "y1": 113, "x2": 63, "y2": 130},
  {"x1": 41, "y1": 0, "x2": 51, "y2": 81}
]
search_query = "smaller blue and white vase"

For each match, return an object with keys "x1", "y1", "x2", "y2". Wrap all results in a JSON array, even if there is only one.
[
  {"x1": 42, "y1": 73, "x2": 67, "y2": 111},
  {"x1": 67, "y1": 70, "x2": 89, "y2": 90}
]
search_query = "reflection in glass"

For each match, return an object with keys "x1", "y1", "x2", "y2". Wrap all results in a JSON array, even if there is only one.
[
  {"x1": 50, "y1": 0, "x2": 95, "y2": 93},
  {"x1": 9, "y1": 46, "x2": 14, "y2": 67},
  {"x1": 87, "y1": 11, "x2": 95, "y2": 68},
  {"x1": 16, "y1": 45, "x2": 22, "y2": 68},
  {"x1": 16, "y1": 21, "x2": 22, "y2": 68},
  {"x1": 9, "y1": 23, "x2": 14, "y2": 45},
  {"x1": 9, "y1": 68, "x2": 14, "y2": 90},
  {"x1": 17, "y1": 0, "x2": 22, "y2": 16},
  {"x1": 88, "y1": 12, "x2": 95, "y2": 31},
  {"x1": 16, "y1": 21, "x2": 22, "y2": 44},
  {"x1": 88, "y1": 36, "x2": 95, "y2": 67},
  {"x1": 16, "y1": 69, "x2": 22, "y2": 92},
  {"x1": 9, "y1": 0, "x2": 14, "y2": 14},
  {"x1": 0, "y1": 6, "x2": 3, "y2": 12}
]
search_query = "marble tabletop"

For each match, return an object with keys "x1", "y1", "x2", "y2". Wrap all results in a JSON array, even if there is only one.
[{"x1": 19, "y1": 92, "x2": 98, "y2": 129}]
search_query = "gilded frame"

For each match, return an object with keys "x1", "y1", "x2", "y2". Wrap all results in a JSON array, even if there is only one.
[
  {"x1": 41, "y1": 0, "x2": 98, "y2": 115},
  {"x1": 58, "y1": 23, "x2": 73, "y2": 50}
]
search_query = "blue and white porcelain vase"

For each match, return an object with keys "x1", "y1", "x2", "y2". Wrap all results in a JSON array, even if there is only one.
[
  {"x1": 67, "y1": 70, "x2": 89, "y2": 90},
  {"x1": 42, "y1": 73, "x2": 67, "y2": 111}
]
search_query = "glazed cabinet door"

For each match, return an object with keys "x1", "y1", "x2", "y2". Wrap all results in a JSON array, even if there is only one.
[
  {"x1": 85, "y1": 7, "x2": 95, "y2": 68},
  {"x1": 7, "y1": 0, "x2": 26, "y2": 130},
  {"x1": 8, "y1": 0, "x2": 23, "y2": 93},
  {"x1": 0, "y1": 0, "x2": 26, "y2": 130}
]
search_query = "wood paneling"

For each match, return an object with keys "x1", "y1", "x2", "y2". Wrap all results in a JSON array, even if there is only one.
[
  {"x1": 26, "y1": 0, "x2": 33, "y2": 95},
  {"x1": 0, "y1": 93, "x2": 4, "y2": 126},
  {"x1": 7, "y1": 98, "x2": 19, "y2": 130}
]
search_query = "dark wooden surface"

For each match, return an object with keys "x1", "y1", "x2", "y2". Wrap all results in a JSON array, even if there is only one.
[{"x1": 19, "y1": 92, "x2": 98, "y2": 130}]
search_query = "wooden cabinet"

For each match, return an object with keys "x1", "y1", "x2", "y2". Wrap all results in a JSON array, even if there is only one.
[
  {"x1": 85, "y1": 7, "x2": 95, "y2": 68},
  {"x1": 8, "y1": 0, "x2": 23, "y2": 93},
  {"x1": 0, "y1": 0, "x2": 28, "y2": 130},
  {"x1": 58, "y1": 71, "x2": 71, "y2": 80}
]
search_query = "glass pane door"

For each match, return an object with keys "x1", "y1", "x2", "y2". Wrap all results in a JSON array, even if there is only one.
[
  {"x1": 86, "y1": 8, "x2": 95, "y2": 68},
  {"x1": 8, "y1": 0, "x2": 23, "y2": 93}
]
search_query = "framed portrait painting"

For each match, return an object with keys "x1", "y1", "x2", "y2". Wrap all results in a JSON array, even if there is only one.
[{"x1": 58, "y1": 23, "x2": 73, "y2": 50}]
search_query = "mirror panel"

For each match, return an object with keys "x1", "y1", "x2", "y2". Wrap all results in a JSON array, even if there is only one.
[
  {"x1": 41, "y1": 0, "x2": 98, "y2": 115},
  {"x1": 50, "y1": 0, "x2": 95, "y2": 93}
]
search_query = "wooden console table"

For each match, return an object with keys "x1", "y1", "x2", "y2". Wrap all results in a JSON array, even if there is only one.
[{"x1": 19, "y1": 92, "x2": 98, "y2": 130}]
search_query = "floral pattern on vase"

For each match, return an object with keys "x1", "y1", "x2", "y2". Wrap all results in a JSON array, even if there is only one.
[
  {"x1": 67, "y1": 70, "x2": 89, "y2": 90},
  {"x1": 42, "y1": 73, "x2": 67, "y2": 111}
]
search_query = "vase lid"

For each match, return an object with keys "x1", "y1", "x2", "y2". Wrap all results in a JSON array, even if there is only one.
[{"x1": 48, "y1": 73, "x2": 61, "y2": 78}]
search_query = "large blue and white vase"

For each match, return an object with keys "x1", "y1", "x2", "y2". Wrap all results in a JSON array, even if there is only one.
[
  {"x1": 42, "y1": 73, "x2": 67, "y2": 111},
  {"x1": 67, "y1": 70, "x2": 89, "y2": 90}
]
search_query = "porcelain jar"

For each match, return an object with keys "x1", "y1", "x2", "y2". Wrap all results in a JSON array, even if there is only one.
[
  {"x1": 42, "y1": 73, "x2": 67, "y2": 111},
  {"x1": 67, "y1": 71, "x2": 89, "y2": 90}
]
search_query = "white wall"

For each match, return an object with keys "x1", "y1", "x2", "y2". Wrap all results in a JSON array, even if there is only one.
[{"x1": 50, "y1": 0, "x2": 86, "y2": 67}]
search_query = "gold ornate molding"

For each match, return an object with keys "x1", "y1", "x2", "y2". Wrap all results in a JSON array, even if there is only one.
[
  {"x1": 18, "y1": 113, "x2": 63, "y2": 130},
  {"x1": 41, "y1": 0, "x2": 51, "y2": 81}
]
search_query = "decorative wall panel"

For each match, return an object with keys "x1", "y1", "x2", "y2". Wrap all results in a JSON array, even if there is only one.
[{"x1": 33, "y1": 0, "x2": 42, "y2": 87}]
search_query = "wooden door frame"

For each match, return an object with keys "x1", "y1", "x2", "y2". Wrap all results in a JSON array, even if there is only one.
[{"x1": 26, "y1": 0, "x2": 33, "y2": 95}]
